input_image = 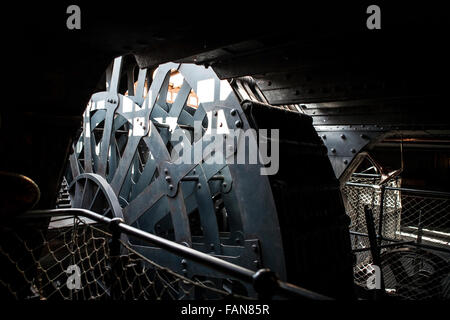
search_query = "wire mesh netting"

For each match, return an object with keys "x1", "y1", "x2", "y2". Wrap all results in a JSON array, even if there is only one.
[
  {"x1": 0, "y1": 216, "x2": 252, "y2": 300},
  {"x1": 343, "y1": 175, "x2": 450, "y2": 300}
]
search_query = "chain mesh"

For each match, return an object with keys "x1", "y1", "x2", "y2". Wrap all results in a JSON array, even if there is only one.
[
  {"x1": 343, "y1": 176, "x2": 450, "y2": 300},
  {"x1": 0, "y1": 217, "x2": 252, "y2": 300}
]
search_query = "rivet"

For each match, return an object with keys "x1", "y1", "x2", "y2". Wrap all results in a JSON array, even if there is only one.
[
  {"x1": 165, "y1": 176, "x2": 171, "y2": 182},
  {"x1": 169, "y1": 184, "x2": 174, "y2": 190},
  {"x1": 351, "y1": 148, "x2": 356, "y2": 153},
  {"x1": 235, "y1": 120, "x2": 242, "y2": 128},
  {"x1": 181, "y1": 259, "x2": 187, "y2": 266},
  {"x1": 331, "y1": 148, "x2": 336, "y2": 153},
  {"x1": 197, "y1": 183, "x2": 201, "y2": 189},
  {"x1": 230, "y1": 109, "x2": 237, "y2": 116},
  {"x1": 164, "y1": 168, "x2": 169, "y2": 174},
  {"x1": 341, "y1": 134, "x2": 346, "y2": 139},
  {"x1": 344, "y1": 159, "x2": 348, "y2": 164},
  {"x1": 222, "y1": 182, "x2": 227, "y2": 188},
  {"x1": 322, "y1": 134, "x2": 326, "y2": 139}
]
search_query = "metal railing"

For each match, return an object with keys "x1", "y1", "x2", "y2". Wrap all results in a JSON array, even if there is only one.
[
  {"x1": 343, "y1": 178, "x2": 450, "y2": 300},
  {"x1": 346, "y1": 182, "x2": 450, "y2": 198},
  {"x1": 14, "y1": 208, "x2": 331, "y2": 300}
]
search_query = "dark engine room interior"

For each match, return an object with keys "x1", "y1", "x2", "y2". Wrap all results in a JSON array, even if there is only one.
[{"x1": 0, "y1": 1, "x2": 448, "y2": 309}]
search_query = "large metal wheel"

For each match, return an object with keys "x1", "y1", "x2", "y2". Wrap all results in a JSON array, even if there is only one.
[
  {"x1": 66, "y1": 56, "x2": 285, "y2": 296},
  {"x1": 65, "y1": 55, "x2": 355, "y2": 298}
]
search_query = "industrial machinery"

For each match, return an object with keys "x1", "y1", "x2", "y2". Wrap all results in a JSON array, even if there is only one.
[
  {"x1": 1, "y1": 3, "x2": 448, "y2": 302},
  {"x1": 59, "y1": 55, "x2": 354, "y2": 298}
]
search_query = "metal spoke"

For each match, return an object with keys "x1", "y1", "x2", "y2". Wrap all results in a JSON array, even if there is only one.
[
  {"x1": 110, "y1": 135, "x2": 141, "y2": 195},
  {"x1": 124, "y1": 177, "x2": 166, "y2": 225},
  {"x1": 97, "y1": 107, "x2": 117, "y2": 176},
  {"x1": 169, "y1": 80, "x2": 191, "y2": 118}
]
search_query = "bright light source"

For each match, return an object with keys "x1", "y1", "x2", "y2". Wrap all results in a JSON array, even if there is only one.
[{"x1": 197, "y1": 78, "x2": 215, "y2": 103}]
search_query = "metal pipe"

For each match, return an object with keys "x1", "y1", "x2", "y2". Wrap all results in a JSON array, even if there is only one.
[
  {"x1": 351, "y1": 173, "x2": 381, "y2": 178},
  {"x1": 352, "y1": 241, "x2": 414, "y2": 253},
  {"x1": 19, "y1": 208, "x2": 331, "y2": 300},
  {"x1": 345, "y1": 182, "x2": 450, "y2": 197},
  {"x1": 350, "y1": 231, "x2": 450, "y2": 254},
  {"x1": 378, "y1": 185, "x2": 386, "y2": 246},
  {"x1": 276, "y1": 280, "x2": 331, "y2": 300},
  {"x1": 345, "y1": 182, "x2": 381, "y2": 189},
  {"x1": 384, "y1": 186, "x2": 450, "y2": 197}
]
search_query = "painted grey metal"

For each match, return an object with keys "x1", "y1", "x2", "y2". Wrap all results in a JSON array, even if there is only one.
[
  {"x1": 315, "y1": 125, "x2": 386, "y2": 180},
  {"x1": 345, "y1": 182, "x2": 450, "y2": 198},
  {"x1": 65, "y1": 57, "x2": 287, "y2": 293}
]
